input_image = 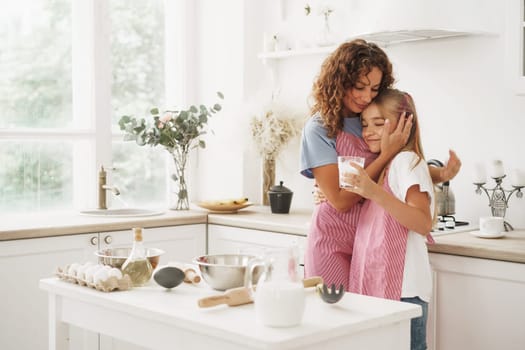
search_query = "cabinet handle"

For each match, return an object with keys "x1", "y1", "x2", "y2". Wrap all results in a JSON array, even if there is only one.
[
  {"x1": 90, "y1": 236, "x2": 99, "y2": 246},
  {"x1": 104, "y1": 235, "x2": 113, "y2": 245}
]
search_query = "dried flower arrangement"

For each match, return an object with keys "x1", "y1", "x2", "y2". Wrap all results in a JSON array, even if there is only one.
[
  {"x1": 250, "y1": 110, "x2": 299, "y2": 160},
  {"x1": 250, "y1": 101, "x2": 303, "y2": 205}
]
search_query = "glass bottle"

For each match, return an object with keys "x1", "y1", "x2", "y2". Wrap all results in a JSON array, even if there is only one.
[{"x1": 121, "y1": 227, "x2": 153, "y2": 287}]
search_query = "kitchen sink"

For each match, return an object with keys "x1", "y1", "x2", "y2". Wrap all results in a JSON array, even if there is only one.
[{"x1": 79, "y1": 208, "x2": 165, "y2": 217}]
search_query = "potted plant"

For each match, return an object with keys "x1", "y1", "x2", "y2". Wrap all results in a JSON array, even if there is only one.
[{"x1": 118, "y1": 92, "x2": 224, "y2": 210}]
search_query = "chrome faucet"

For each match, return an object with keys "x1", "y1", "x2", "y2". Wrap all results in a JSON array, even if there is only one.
[{"x1": 98, "y1": 166, "x2": 120, "y2": 209}]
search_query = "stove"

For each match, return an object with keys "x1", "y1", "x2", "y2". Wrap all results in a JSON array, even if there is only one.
[{"x1": 431, "y1": 215, "x2": 477, "y2": 236}]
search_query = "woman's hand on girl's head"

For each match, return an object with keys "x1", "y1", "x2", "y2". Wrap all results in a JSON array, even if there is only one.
[
  {"x1": 342, "y1": 163, "x2": 379, "y2": 199},
  {"x1": 379, "y1": 112, "x2": 413, "y2": 160}
]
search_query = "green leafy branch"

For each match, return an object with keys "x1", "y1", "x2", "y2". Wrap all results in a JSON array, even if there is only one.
[{"x1": 118, "y1": 91, "x2": 224, "y2": 154}]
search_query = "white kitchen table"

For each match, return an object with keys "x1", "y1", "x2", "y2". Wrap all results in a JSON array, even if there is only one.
[{"x1": 40, "y1": 278, "x2": 421, "y2": 350}]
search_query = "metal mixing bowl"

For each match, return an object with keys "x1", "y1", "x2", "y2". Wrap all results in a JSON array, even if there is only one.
[
  {"x1": 193, "y1": 254, "x2": 262, "y2": 291},
  {"x1": 95, "y1": 247, "x2": 165, "y2": 269}
]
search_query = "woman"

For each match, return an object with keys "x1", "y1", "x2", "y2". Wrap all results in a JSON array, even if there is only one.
[{"x1": 300, "y1": 39, "x2": 460, "y2": 290}]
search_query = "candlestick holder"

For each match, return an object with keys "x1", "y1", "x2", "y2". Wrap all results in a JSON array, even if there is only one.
[{"x1": 474, "y1": 175, "x2": 524, "y2": 231}]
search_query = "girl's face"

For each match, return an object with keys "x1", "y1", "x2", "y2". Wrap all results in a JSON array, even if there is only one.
[
  {"x1": 361, "y1": 103, "x2": 397, "y2": 153},
  {"x1": 342, "y1": 66, "x2": 382, "y2": 116}
]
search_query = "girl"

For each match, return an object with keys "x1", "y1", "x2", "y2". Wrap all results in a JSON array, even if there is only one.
[{"x1": 344, "y1": 89, "x2": 435, "y2": 350}]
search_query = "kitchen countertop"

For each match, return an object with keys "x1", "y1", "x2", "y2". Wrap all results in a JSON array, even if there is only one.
[
  {"x1": 0, "y1": 209, "x2": 207, "y2": 241},
  {"x1": 1, "y1": 205, "x2": 524, "y2": 264},
  {"x1": 208, "y1": 206, "x2": 313, "y2": 236},
  {"x1": 428, "y1": 229, "x2": 525, "y2": 264},
  {"x1": 40, "y1": 277, "x2": 420, "y2": 350}
]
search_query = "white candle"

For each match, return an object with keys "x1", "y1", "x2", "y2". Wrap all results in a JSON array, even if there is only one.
[
  {"x1": 490, "y1": 160, "x2": 505, "y2": 179},
  {"x1": 510, "y1": 168, "x2": 525, "y2": 187},
  {"x1": 473, "y1": 162, "x2": 487, "y2": 184}
]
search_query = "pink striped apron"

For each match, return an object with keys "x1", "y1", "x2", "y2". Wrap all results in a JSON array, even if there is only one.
[
  {"x1": 304, "y1": 130, "x2": 377, "y2": 291},
  {"x1": 349, "y1": 167, "x2": 434, "y2": 300},
  {"x1": 348, "y1": 169, "x2": 408, "y2": 300}
]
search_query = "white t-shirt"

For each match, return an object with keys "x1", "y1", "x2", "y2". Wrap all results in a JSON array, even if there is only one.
[{"x1": 387, "y1": 151, "x2": 434, "y2": 302}]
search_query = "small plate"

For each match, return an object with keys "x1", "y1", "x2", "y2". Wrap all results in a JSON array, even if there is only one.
[
  {"x1": 197, "y1": 201, "x2": 253, "y2": 213},
  {"x1": 470, "y1": 231, "x2": 505, "y2": 239}
]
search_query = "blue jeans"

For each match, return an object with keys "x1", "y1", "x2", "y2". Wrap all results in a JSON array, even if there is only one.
[{"x1": 401, "y1": 296, "x2": 428, "y2": 350}]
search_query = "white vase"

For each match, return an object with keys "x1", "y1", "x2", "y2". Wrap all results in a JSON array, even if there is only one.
[{"x1": 318, "y1": 18, "x2": 335, "y2": 47}]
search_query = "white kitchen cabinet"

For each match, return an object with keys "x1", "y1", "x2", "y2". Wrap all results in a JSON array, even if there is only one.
[
  {"x1": 0, "y1": 224, "x2": 206, "y2": 350},
  {"x1": 0, "y1": 233, "x2": 98, "y2": 350},
  {"x1": 428, "y1": 253, "x2": 525, "y2": 350},
  {"x1": 207, "y1": 224, "x2": 307, "y2": 275},
  {"x1": 95, "y1": 224, "x2": 207, "y2": 350},
  {"x1": 140, "y1": 224, "x2": 207, "y2": 264}
]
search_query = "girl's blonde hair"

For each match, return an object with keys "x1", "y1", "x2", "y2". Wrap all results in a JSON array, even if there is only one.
[
  {"x1": 372, "y1": 88, "x2": 425, "y2": 167},
  {"x1": 310, "y1": 39, "x2": 394, "y2": 138}
]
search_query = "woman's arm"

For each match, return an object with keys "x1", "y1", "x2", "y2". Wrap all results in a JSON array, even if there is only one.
[
  {"x1": 344, "y1": 164, "x2": 433, "y2": 235},
  {"x1": 313, "y1": 116, "x2": 413, "y2": 212},
  {"x1": 429, "y1": 149, "x2": 462, "y2": 184}
]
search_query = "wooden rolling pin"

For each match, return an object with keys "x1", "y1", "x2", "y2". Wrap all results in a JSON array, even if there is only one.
[
  {"x1": 167, "y1": 262, "x2": 201, "y2": 284},
  {"x1": 197, "y1": 276, "x2": 323, "y2": 308},
  {"x1": 183, "y1": 268, "x2": 201, "y2": 284}
]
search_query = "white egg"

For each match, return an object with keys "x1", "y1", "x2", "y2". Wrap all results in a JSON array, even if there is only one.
[
  {"x1": 94, "y1": 268, "x2": 110, "y2": 285},
  {"x1": 108, "y1": 268, "x2": 122, "y2": 279},
  {"x1": 67, "y1": 263, "x2": 81, "y2": 277},
  {"x1": 84, "y1": 264, "x2": 104, "y2": 284},
  {"x1": 76, "y1": 261, "x2": 95, "y2": 280}
]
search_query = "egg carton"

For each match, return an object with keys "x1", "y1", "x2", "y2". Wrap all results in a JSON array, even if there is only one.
[{"x1": 56, "y1": 264, "x2": 132, "y2": 292}]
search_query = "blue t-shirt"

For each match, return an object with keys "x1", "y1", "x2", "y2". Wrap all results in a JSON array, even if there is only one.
[{"x1": 300, "y1": 114, "x2": 363, "y2": 178}]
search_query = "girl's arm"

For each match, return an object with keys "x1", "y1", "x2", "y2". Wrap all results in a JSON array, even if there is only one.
[
  {"x1": 344, "y1": 164, "x2": 433, "y2": 235},
  {"x1": 313, "y1": 116, "x2": 413, "y2": 212}
]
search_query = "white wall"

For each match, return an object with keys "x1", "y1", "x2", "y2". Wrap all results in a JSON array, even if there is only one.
[{"x1": 195, "y1": 0, "x2": 525, "y2": 228}]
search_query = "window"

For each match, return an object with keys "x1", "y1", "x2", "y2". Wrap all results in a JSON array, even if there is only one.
[
  {"x1": 0, "y1": 0, "x2": 183, "y2": 213},
  {"x1": 0, "y1": 0, "x2": 73, "y2": 212},
  {"x1": 109, "y1": 0, "x2": 167, "y2": 208}
]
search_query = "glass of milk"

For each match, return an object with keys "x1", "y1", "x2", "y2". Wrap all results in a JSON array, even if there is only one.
[{"x1": 338, "y1": 155, "x2": 365, "y2": 189}]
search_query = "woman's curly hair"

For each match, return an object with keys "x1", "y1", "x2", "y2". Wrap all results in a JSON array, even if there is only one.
[{"x1": 310, "y1": 39, "x2": 394, "y2": 138}]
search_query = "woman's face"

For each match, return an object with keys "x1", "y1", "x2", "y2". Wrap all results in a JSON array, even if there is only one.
[
  {"x1": 342, "y1": 66, "x2": 382, "y2": 116},
  {"x1": 361, "y1": 103, "x2": 396, "y2": 153}
]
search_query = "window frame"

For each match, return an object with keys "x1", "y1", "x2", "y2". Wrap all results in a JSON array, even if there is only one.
[{"x1": 0, "y1": 0, "x2": 191, "y2": 212}]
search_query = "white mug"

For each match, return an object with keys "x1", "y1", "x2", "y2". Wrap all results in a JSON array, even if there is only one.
[{"x1": 479, "y1": 216, "x2": 504, "y2": 235}]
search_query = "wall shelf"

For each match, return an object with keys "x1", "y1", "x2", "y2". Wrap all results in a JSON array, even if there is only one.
[
  {"x1": 258, "y1": 28, "x2": 495, "y2": 61},
  {"x1": 258, "y1": 45, "x2": 336, "y2": 60}
]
